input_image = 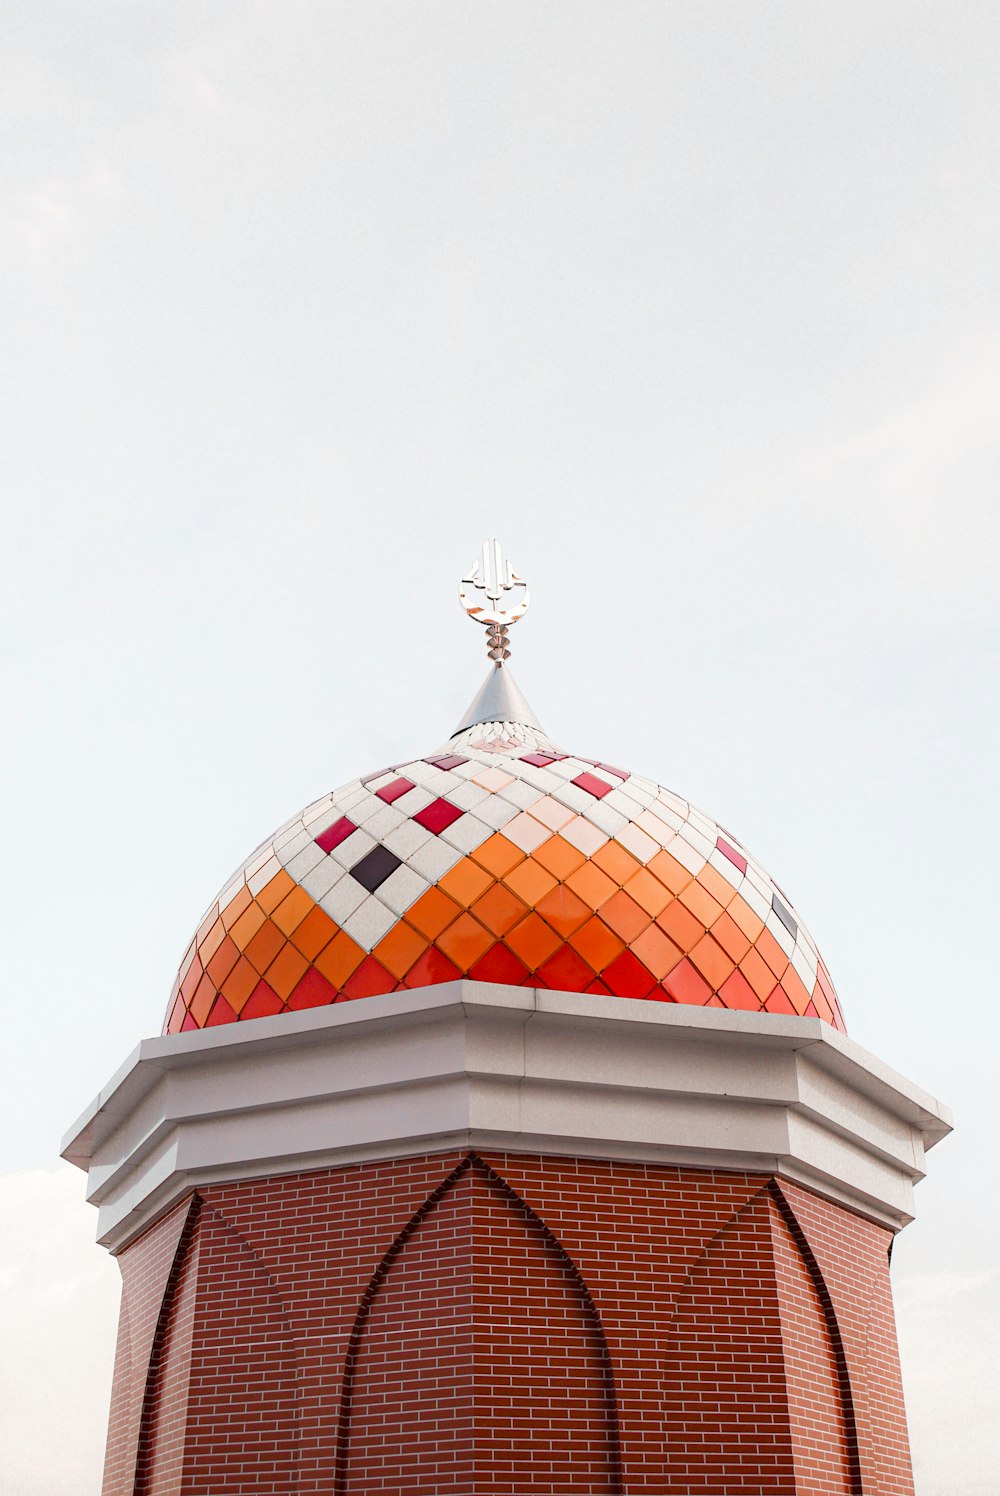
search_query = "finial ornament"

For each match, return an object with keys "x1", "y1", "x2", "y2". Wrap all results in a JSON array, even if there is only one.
[{"x1": 458, "y1": 539, "x2": 530, "y2": 665}]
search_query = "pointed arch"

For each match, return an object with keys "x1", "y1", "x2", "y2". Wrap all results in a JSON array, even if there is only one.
[
  {"x1": 335, "y1": 1151, "x2": 622, "y2": 1495},
  {"x1": 767, "y1": 1182, "x2": 862, "y2": 1494}
]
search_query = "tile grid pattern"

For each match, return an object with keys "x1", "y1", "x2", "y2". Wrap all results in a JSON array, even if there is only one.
[{"x1": 165, "y1": 733, "x2": 845, "y2": 1035}]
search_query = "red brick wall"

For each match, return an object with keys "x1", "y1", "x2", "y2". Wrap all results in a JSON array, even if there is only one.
[{"x1": 105, "y1": 1151, "x2": 914, "y2": 1495}]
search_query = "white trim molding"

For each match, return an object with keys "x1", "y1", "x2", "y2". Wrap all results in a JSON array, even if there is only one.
[{"x1": 62, "y1": 982, "x2": 951, "y2": 1253}]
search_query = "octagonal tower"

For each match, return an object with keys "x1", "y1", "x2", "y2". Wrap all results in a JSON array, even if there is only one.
[{"x1": 64, "y1": 542, "x2": 949, "y2": 1496}]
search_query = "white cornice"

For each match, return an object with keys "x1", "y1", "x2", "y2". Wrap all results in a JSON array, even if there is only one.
[{"x1": 61, "y1": 982, "x2": 951, "y2": 1253}]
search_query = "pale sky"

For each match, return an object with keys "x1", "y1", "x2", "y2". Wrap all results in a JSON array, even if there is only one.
[{"x1": 1, "y1": 5, "x2": 998, "y2": 1493}]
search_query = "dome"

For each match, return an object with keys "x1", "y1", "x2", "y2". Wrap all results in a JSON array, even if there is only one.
[{"x1": 165, "y1": 703, "x2": 844, "y2": 1038}]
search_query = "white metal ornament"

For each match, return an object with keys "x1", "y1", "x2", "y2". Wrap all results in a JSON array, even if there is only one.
[{"x1": 459, "y1": 539, "x2": 530, "y2": 664}]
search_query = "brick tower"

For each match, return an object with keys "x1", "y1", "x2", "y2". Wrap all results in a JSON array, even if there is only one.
[{"x1": 65, "y1": 542, "x2": 949, "y2": 1494}]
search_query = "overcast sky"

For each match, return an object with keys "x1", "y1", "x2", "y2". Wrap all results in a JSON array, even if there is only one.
[{"x1": 1, "y1": 5, "x2": 998, "y2": 1493}]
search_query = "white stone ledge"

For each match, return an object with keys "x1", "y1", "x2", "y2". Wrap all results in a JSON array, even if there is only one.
[{"x1": 61, "y1": 981, "x2": 951, "y2": 1252}]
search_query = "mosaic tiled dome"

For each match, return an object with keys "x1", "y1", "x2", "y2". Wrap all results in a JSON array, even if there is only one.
[{"x1": 166, "y1": 690, "x2": 845, "y2": 1036}]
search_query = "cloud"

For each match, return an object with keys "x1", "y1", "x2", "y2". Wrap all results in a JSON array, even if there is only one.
[{"x1": 0, "y1": 1168, "x2": 119, "y2": 1496}]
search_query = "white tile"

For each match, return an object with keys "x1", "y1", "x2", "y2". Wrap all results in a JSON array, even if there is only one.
[
  {"x1": 273, "y1": 821, "x2": 308, "y2": 854},
  {"x1": 245, "y1": 844, "x2": 276, "y2": 880},
  {"x1": 790, "y1": 942, "x2": 817, "y2": 993},
  {"x1": 617, "y1": 822, "x2": 659, "y2": 865},
  {"x1": 496, "y1": 778, "x2": 541, "y2": 810},
  {"x1": 503, "y1": 812, "x2": 552, "y2": 854},
  {"x1": 766, "y1": 909, "x2": 796, "y2": 957},
  {"x1": 540, "y1": 757, "x2": 585, "y2": 781},
  {"x1": 474, "y1": 795, "x2": 519, "y2": 830},
  {"x1": 513, "y1": 763, "x2": 562, "y2": 794},
  {"x1": 707, "y1": 847, "x2": 745, "y2": 888},
  {"x1": 343, "y1": 895, "x2": 397, "y2": 949},
  {"x1": 378, "y1": 863, "x2": 429, "y2": 916},
  {"x1": 329, "y1": 827, "x2": 377, "y2": 870},
  {"x1": 382, "y1": 819, "x2": 433, "y2": 860},
  {"x1": 284, "y1": 842, "x2": 326, "y2": 881},
  {"x1": 582, "y1": 800, "x2": 628, "y2": 837},
  {"x1": 350, "y1": 795, "x2": 388, "y2": 828},
  {"x1": 407, "y1": 836, "x2": 464, "y2": 882},
  {"x1": 439, "y1": 812, "x2": 492, "y2": 854},
  {"x1": 472, "y1": 766, "x2": 515, "y2": 792},
  {"x1": 677, "y1": 821, "x2": 715, "y2": 859},
  {"x1": 302, "y1": 800, "x2": 338, "y2": 830},
  {"x1": 319, "y1": 876, "x2": 367, "y2": 924},
  {"x1": 627, "y1": 773, "x2": 659, "y2": 799},
  {"x1": 300, "y1": 858, "x2": 344, "y2": 901},
  {"x1": 247, "y1": 854, "x2": 282, "y2": 895},
  {"x1": 393, "y1": 785, "x2": 434, "y2": 817},
  {"x1": 447, "y1": 781, "x2": 491, "y2": 811},
  {"x1": 530, "y1": 795, "x2": 575, "y2": 832},
  {"x1": 664, "y1": 834, "x2": 705, "y2": 875},
  {"x1": 364, "y1": 804, "x2": 406, "y2": 840},
  {"x1": 635, "y1": 809, "x2": 674, "y2": 846},
  {"x1": 562, "y1": 816, "x2": 608, "y2": 856},
  {"x1": 658, "y1": 788, "x2": 689, "y2": 818},
  {"x1": 604, "y1": 788, "x2": 645, "y2": 821},
  {"x1": 740, "y1": 879, "x2": 772, "y2": 922},
  {"x1": 548, "y1": 781, "x2": 594, "y2": 815}
]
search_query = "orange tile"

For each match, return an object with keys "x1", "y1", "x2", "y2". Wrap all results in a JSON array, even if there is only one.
[
  {"x1": 534, "y1": 884, "x2": 591, "y2": 937},
  {"x1": 230, "y1": 901, "x2": 267, "y2": 950},
  {"x1": 647, "y1": 850, "x2": 691, "y2": 895},
  {"x1": 405, "y1": 886, "x2": 462, "y2": 940},
  {"x1": 655, "y1": 898, "x2": 704, "y2": 952},
  {"x1": 533, "y1": 835, "x2": 585, "y2": 880},
  {"x1": 679, "y1": 879, "x2": 723, "y2": 928},
  {"x1": 781, "y1": 965, "x2": 812, "y2": 1016},
  {"x1": 266, "y1": 943, "x2": 310, "y2": 1000},
  {"x1": 505, "y1": 858, "x2": 558, "y2": 907},
  {"x1": 257, "y1": 869, "x2": 296, "y2": 915},
  {"x1": 206, "y1": 934, "x2": 240, "y2": 988},
  {"x1": 569, "y1": 916, "x2": 625, "y2": 974},
  {"x1": 291, "y1": 905, "x2": 340, "y2": 960},
  {"x1": 727, "y1": 894, "x2": 765, "y2": 943},
  {"x1": 373, "y1": 921, "x2": 427, "y2": 980},
  {"x1": 190, "y1": 972, "x2": 217, "y2": 1027},
  {"x1": 470, "y1": 833, "x2": 524, "y2": 878},
  {"x1": 739, "y1": 945, "x2": 778, "y2": 1000},
  {"x1": 245, "y1": 920, "x2": 286, "y2": 975},
  {"x1": 314, "y1": 930, "x2": 366, "y2": 989},
  {"x1": 710, "y1": 910, "x2": 752, "y2": 964},
  {"x1": 598, "y1": 889, "x2": 651, "y2": 942},
  {"x1": 437, "y1": 912, "x2": 494, "y2": 968},
  {"x1": 592, "y1": 841, "x2": 641, "y2": 886},
  {"x1": 438, "y1": 857, "x2": 494, "y2": 908},
  {"x1": 624, "y1": 867, "x2": 672, "y2": 919},
  {"x1": 699, "y1": 864, "x2": 739, "y2": 909},
  {"x1": 630, "y1": 923, "x2": 683, "y2": 980},
  {"x1": 221, "y1": 955, "x2": 260, "y2": 1012},
  {"x1": 199, "y1": 917, "x2": 227, "y2": 965},
  {"x1": 220, "y1": 884, "x2": 253, "y2": 930},
  {"x1": 472, "y1": 883, "x2": 530, "y2": 936},
  {"x1": 689, "y1": 933, "x2": 735, "y2": 991},
  {"x1": 565, "y1": 860, "x2": 617, "y2": 911},
  {"x1": 718, "y1": 968, "x2": 761, "y2": 1012},
  {"x1": 757, "y1": 927, "x2": 790, "y2": 979},
  {"x1": 504, "y1": 912, "x2": 563, "y2": 970},
  {"x1": 272, "y1": 885, "x2": 315, "y2": 937}
]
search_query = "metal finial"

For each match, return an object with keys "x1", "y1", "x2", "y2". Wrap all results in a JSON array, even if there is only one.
[{"x1": 458, "y1": 539, "x2": 530, "y2": 665}]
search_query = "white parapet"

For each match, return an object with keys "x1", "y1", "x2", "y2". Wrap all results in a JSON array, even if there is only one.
[{"x1": 61, "y1": 981, "x2": 951, "y2": 1252}]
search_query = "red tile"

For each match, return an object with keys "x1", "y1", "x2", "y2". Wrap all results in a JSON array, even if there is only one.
[
  {"x1": 663, "y1": 958, "x2": 712, "y2": 1006},
  {"x1": 376, "y1": 776, "x2": 416, "y2": 804},
  {"x1": 602, "y1": 949, "x2": 657, "y2": 999},
  {"x1": 572, "y1": 771, "x2": 612, "y2": 799},
  {"x1": 239, "y1": 981, "x2": 285, "y2": 1020},
  {"x1": 403, "y1": 946, "x2": 463, "y2": 988},
  {"x1": 206, "y1": 995, "x2": 239, "y2": 1026},
  {"x1": 520, "y1": 752, "x2": 565, "y2": 767},
  {"x1": 468, "y1": 943, "x2": 532, "y2": 986},
  {"x1": 716, "y1": 836, "x2": 748, "y2": 875},
  {"x1": 341, "y1": 955, "x2": 395, "y2": 1001},
  {"x1": 181, "y1": 1012, "x2": 199, "y2": 1031},
  {"x1": 413, "y1": 797, "x2": 463, "y2": 835},
  {"x1": 165, "y1": 993, "x2": 186, "y2": 1033},
  {"x1": 535, "y1": 945, "x2": 596, "y2": 992},
  {"x1": 763, "y1": 983, "x2": 798, "y2": 1016},
  {"x1": 584, "y1": 977, "x2": 613, "y2": 996},
  {"x1": 315, "y1": 816, "x2": 357, "y2": 854},
  {"x1": 718, "y1": 969, "x2": 761, "y2": 1012},
  {"x1": 286, "y1": 967, "x2": 339, "y2": 1010},
  {"x1": 427, "y1": 754, "x2": 468, "y2": 770}
]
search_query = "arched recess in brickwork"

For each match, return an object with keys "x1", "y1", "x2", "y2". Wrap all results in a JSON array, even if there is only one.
[
  {"x1": 767, "y1": 1183, "x2": 862, "y2": 1495},
  {"x1": 659, "y1": 1187, "x2": 795, "y2": 1493},
  {"x1": 103, "y1": 1194, "x2": 200, "y2": 1496},
  {"x1": 335, "y1": 1151, "x2": 622, "y2": 1496},
  {"x1": 136, "y1": 1202, "x2": 301, "y2": 1496}
]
